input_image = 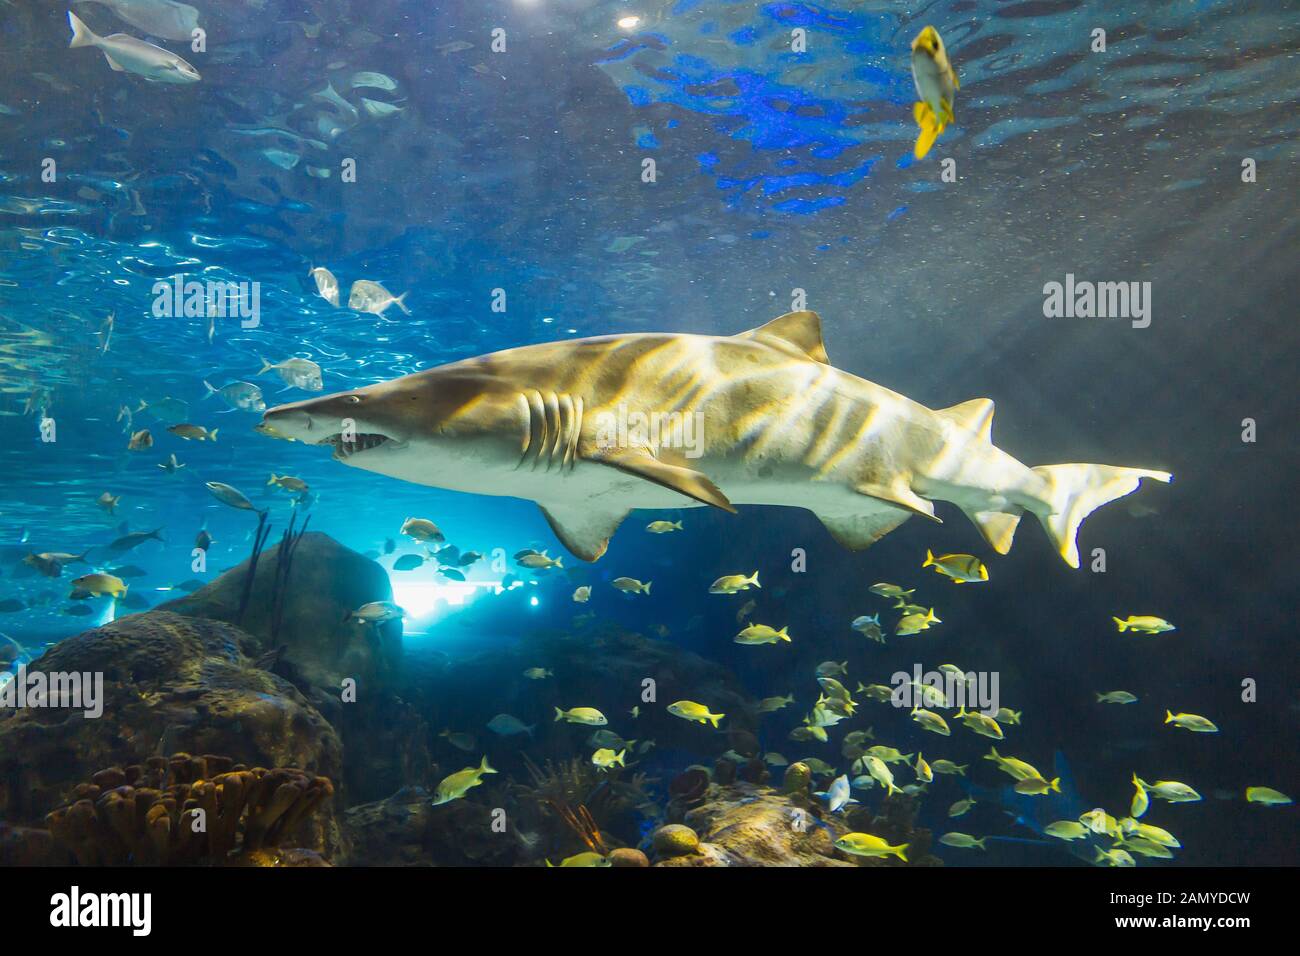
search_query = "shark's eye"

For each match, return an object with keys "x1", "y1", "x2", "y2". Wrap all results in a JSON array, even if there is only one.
[{"x1": 344, "y1": 395, "x2": 361, "y2": 404}]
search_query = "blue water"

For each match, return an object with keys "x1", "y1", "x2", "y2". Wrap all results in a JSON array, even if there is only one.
[{"x1": 0, "y1": 1, "x2": 1296, "y2": 866}]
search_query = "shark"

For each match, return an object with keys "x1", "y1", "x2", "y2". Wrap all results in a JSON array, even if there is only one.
[{"x1": 255, "y1": 310, "x2": 1171, "y2": 563}]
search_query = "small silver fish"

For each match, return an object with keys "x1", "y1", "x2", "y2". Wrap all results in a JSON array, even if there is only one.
[
  {"x1": 308, "y1": 266, "x2": 340, "y2": 306},
  {"x1": 258, "y1": 356, "x2": 323, "y2": 391},
  {"x1": 67, "y1": 11, "x2": 200, "y2": 83},
  {"x1": 348, "y1": 279, "x2": 410, "y2": 316},
  {"x1": 203, "y1": 380, "x2": 265, "y2": 412},
  {"x1": 205, "y1": 481, "x2": 264, "y2": 513}
]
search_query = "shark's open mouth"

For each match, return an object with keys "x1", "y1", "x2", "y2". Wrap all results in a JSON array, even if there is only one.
[{"x1": 319, "y1": 432, "x2": 392, "y2": 460}]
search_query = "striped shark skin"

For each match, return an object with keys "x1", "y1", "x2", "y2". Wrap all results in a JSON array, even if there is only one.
[{"x1": 255, "y1": 311, "x2": 1171, "y2": 564}]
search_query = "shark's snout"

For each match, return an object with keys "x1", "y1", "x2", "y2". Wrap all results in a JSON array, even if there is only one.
[
  {"x1": 257, "y1": 397, "x2": 402, "y2": 462},
  {"x1": 256, "y1": 403, "x2": 316, "y2": 442}
]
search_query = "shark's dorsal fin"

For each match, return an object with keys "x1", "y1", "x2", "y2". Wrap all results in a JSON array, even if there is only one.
[
  {"x1": 540, "y1": 504, "x2": 628, "y2": 562},
  {"x1": 735, "y1": 311, "x2": 829, "y2": 364},
  {"x1": 938, "y1": 398, "x2": 994, "y2": 441},
  {"x1": 583, "y1": 444, "x2": 737, "y2": 514}
]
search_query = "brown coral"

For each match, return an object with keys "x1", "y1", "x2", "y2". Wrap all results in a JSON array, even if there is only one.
[{"x1": 43, "y1": 752, "x2": 334, "y2": 866}]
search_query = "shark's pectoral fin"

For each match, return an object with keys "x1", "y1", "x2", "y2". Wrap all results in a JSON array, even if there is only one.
[
  {"x1": 584, "y1": 445, "x2": 737, "y2": 513},
  {"x1": 540, "y1": 504, "x2": 628, "y2": 562},
  {"x1": 817, "y1": 510, "x2": 912, "y2": 550},
  {"x1": 855, "y1": 480, "x2": 941, "y2": 522}
]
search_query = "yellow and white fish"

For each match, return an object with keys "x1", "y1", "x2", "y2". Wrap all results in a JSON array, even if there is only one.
[
  {"x1": 909, "y1": 26, "x2": 959, "y2": 160},
  {"x1": 922, "y1": 549, "x2": 987, "y2": 583}
]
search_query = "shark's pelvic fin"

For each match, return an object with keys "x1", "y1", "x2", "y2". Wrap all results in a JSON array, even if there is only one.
[
  {"x1": 735, "y1": 310, "x2": 830, "y2": 364},
  {"x1": 1030, "y1": 464, "x2": 1173, "y2": 567},
  {"x1": 960, "y1": 506, "x2": 1023, "y2": 554},
  {"x1": 584, "y1": 444, "x2": 737, "y2": 513},
  {"x1": 855, "y1": 479, "x2": 940, "y2": 522},
  {"x1": 540, "y1": 504, "x2": 628, "y2": 562},
  {"x1": 817, "y1": 511, "x2": 913, "y2": 550},
  {"x1": 939, "y1": 398, "x2": 995, "y2": 441}
]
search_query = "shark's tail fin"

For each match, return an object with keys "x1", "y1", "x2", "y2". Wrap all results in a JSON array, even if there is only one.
[{"x1": 1030, "y1": 464, "x2": 1172, "y2": 568}]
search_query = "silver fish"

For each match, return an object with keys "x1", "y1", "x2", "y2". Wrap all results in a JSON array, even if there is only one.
[
  {"x1": 348, "y1": 279, "x2": 409, "y2": 316},
  {"x1": 258, "y1": 356, "x2": 323, "y2": 391},
  {"x1": 78, "y1": 0, "x2": 201, "y2": 43},
  {"x1": 203, "y1": 380, "x2": 265, "y2": 413},
  {"x1": 205, "y1": 481, "x2": 264, "y2": 513},
  {"x1": 308, "y1": 266, "x2": 340, "y2": 306},
  {"x1": 68, "y1": 11, "x2": 201, "y2": 84}
]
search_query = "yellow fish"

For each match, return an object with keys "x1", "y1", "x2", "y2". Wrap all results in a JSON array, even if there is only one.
[
  {"x1": 432, "y1": 756, "x2": 495, "y2": 805},
  {"x1": 909, "y1": 26, "x2": 959, "y2": 160},
  {"x1": 646, "y1": 520, "x2": 682, "y2": 533},
  {"x1": 546, "y1": 851, "x2": 610, "y2": 867},
  {"x1": 911, "y1": 708, "x2": 951, "y2": 737},
  {"x1": 709, "y1": 571, "x2": 759, "y2": 594},
  {"x1": 667, "y1": 700, "x2": 724, "y2": 727},
  {"x1": 1013, "y1": 776, "x2": 1061, "y2": 796},
  {"x1": 69, "y1": 573, "x2": 128, "y2": 599},
  {"x1": 1245, "y1": 787, "x2": 1292, "y2": 806},
  {"x1": 939, "y1": 832, "x2": 986, "y2": 850},
  {"x1": 554, "y1": 706, "x2": 607, "y2": 726},
  {"x1": 896, "y1": 608, "x2": 940, "y2": 636},
  {"x1": 869, "y1": 583, "x2": 914, "y2": 600},
  {"x1": 1113, "y1": 615, "x2": 1175, "y2": 634},
  {"x1": 1131, "y1": 772, "x2": 1150, "y2": 818},
  {"x1": 834, "y1": 832, "x2": 909, "y2": 861},
  {"x1": 1164, "y1": 710, "x2": 1218, "y2": 733},
  {"x1": 591, "y1": 748, "x2": 626, "y2": 770},
  {"x1": 922, "y1": 549, "x2": 987, "y2": 583},
  {"x1": 522, "y1": 667, "x2": 553, "y2": 679},
  {"x1": 735, "y1": 623, "x2": 791, "y2": 645},
  {"x1": 1044, "y1": 820, "x2": 1089, "y2": 841},
  {"x1": 757, "y1": 693, "x2": 794, "y2": 713}
]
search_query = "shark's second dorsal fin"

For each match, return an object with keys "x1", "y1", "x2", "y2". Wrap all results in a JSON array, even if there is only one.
[
  {"x1": 735, "y1": 310, "x2": 829, "y2": 364},
  {"x1": 938, "y1": 398, "x2": 994, "y2": 441}
]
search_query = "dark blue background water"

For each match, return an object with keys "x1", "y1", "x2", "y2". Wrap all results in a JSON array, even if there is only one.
[{"x1": 0, "y1": 0, "x2": 1295, "y2": 864}]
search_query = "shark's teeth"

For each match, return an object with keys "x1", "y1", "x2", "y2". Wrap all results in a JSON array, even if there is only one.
[{"x1": 319, "y1": 432, "x2": 391, "y2": 460}]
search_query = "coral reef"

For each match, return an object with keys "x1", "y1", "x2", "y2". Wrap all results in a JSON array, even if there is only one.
[
  {"x1": 43, "y1": 753, "x2": 334, "y2": 866},
  {"x1": 652, "y1": 823, "x2": 701, "y2": 858},
  {"x1": 654, "y1": 782, "x2": 940, "y2": 867},
  {"x1": 0, "y1": 611, "x2": 342, "y2": 853}
]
